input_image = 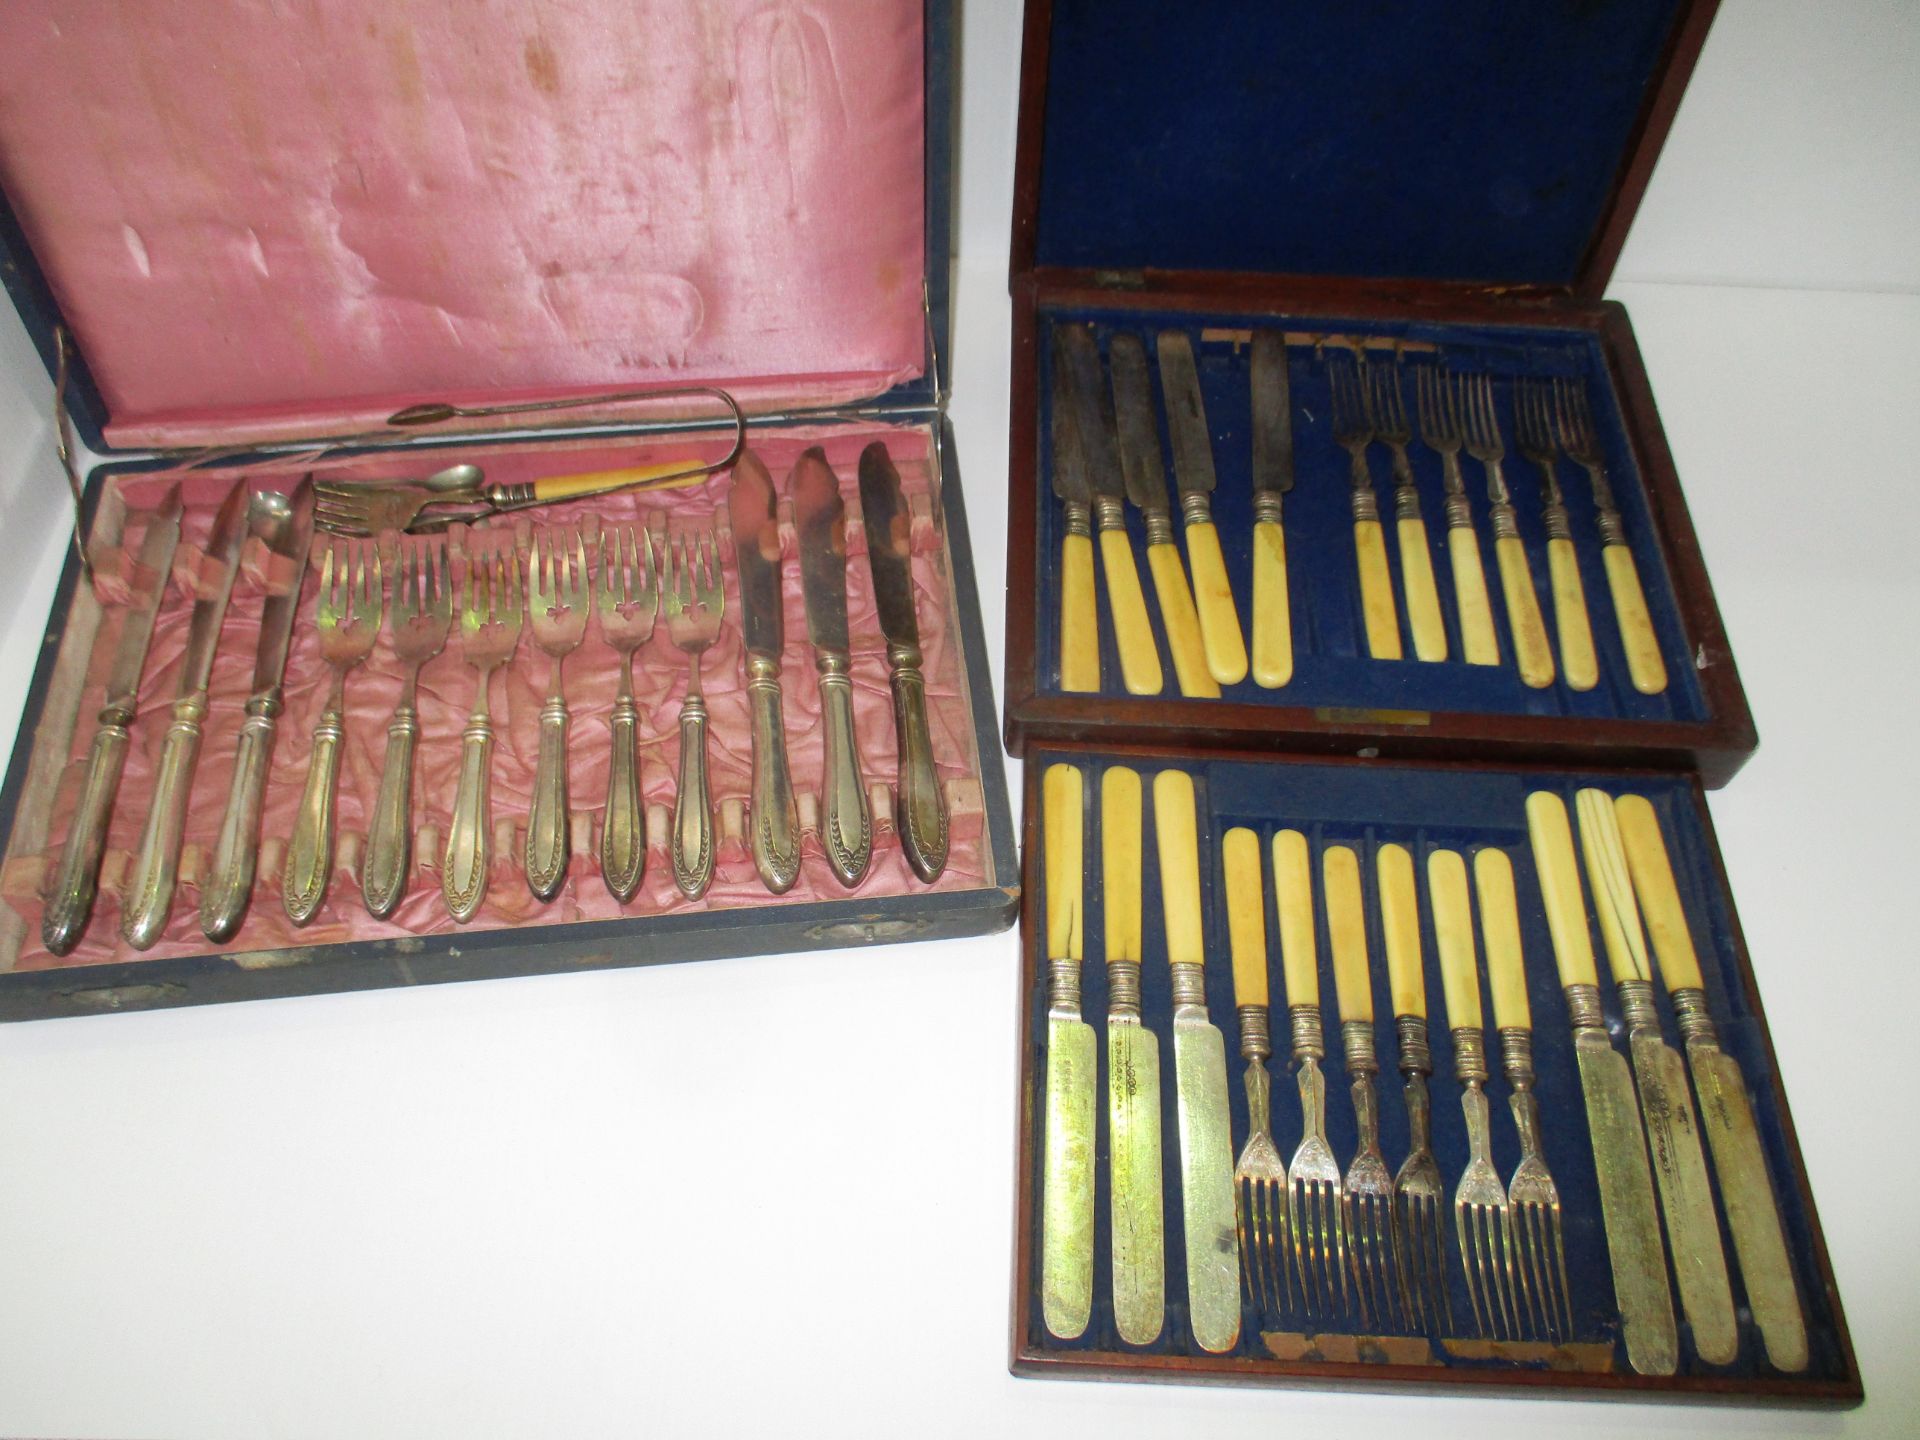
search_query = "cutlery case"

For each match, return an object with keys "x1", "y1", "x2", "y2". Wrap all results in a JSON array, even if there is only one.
[
  {"x1": 1004, "y1": 0, "x2": 1858, "y2": 1404},
  {"x1": 0, "y1": 0, "x2": 1018, "y2": 1020}
]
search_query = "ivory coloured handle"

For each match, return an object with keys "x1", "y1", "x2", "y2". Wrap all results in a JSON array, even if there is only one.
[
  {"x1": 1185, "y1": 520, "x2": 1247, "y2": 686},
  {"x1": 1614, "y1": 794, "x2": 1705, "y2": 993},
  {"x1": 1353, "y1": 519, "x2": 1403, "y2": 661},
  {"x1": 1396, "y1": 515, "x2": 1448, "y2": 663},
  {"x1": 1447, "y1": 525, "x2": 1500, "y2": 667},
  {"x1": 1250, "y1": 518, "x2": 1293, "y2": 688},
  {"x1": 1101, "y1": 767, "x2": 1143, "y2": 963},
  {"x1": 1575, "y1": 787, "x2": 1651, "y2": 985},
  {"x1": 1497, "y1": 534, "x2": 1554, "y2": 689},
  {"x1": 1222, "y1": 827, "x2": 1267, "y2": 1009},
  {"x1": 1059, "y1": 532, "x2": 1100, "y2": 693},
  {"x1": 1146, "y1": 542, "x2": 1219, "y2": 699},
  {"x1": 1525, "y1": 791, "x2": 1597, "y2": 990},
  {"x1": 1377, "y1": 843, "x2": 1427, "y2": 1020},
  {"x1": 1152, "y1": 770, "x2": 1204, "y2": 968},
  {"x1": 1426, "y1": 848, "x2": 1481, "y2": 1033},
  {"x1": 1322, "y1": 845, "x2": 1372, "y2": 1024},
  {"x1": 1043, "y1": 763, "x2": 1084, "y2": 963},
  {"x1": 1605, "y1": 545, "x2": 1668, "y2": 695},
  {"x1": 1273, "y1": 829, "x2": 1318, "y2": 1009},
  {"x1": 531, "y1": 459, "x2": 706, "y2": 503},
  {"x1": 1549, "y1": 537, "x2": 1599, "y2": 692},
  {"x1": 1474, "y1": 848, "x2": 1532, "y2": 1031},
  {"x1": 1099, "y1": 528, "x2": 1163, "y2": 696}
]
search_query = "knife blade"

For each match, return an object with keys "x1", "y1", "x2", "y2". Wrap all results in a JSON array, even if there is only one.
[
  {"x1": 1100, "y1": 765, "x2": 1165, "y2": 1344},
  {"x1": 1040, "y1": 762, "x2": 1095, "y2": 1340},
  {"x1": 1526, "y1": 789, "x2": 1678, "y2": 1375},
  {"x1": 1248, "y1": 331, "x2": 1295, "y2": 689},
  {"x1": 790, "y1": 447, "x2": 871, "y2": 886},
  {"x1": 120, "y1": 478, "x2": 254, "y2": 950},
  {"x1": 1109, "y1": 333, "x2": 1217, "y2": 699},
  {"x1": 1155, "y1": 331, "x2": 1247, "y2": 687},
  {"x1": 1614, "y1": 793, "x2": 1807, "y2": 1372},
  {"x1": 857, "y1": 442, "x2": 948, "y2": 883},
  {"x1": 202, "y1": 478, "x2": 315, "y2": 941},
  {"x1": 1153, "y1": 767, "x2": 1240, "y2": 1353},
  {"x1": 729, "y1": 449, "x2": 802, "y2": 893},
  {"x1": 1576, "y1": 788, "x2": 1738, "y2": 1366},
  {"x1": 1048, "y1": 329, "x2": 1100, "y2": 694},
  {"x1": 42, "y1": 487, "x2": 184, "y2": 956}
]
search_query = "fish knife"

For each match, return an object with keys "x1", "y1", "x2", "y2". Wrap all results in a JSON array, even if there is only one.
[{"x1": 1040, "y1": 762, "x2": 1095, "y2": 1340}]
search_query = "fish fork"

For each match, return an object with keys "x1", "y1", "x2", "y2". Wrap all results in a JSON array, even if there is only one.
[
  {"x1": 1515, "y1": 380, "x2": 1598, "y2": 691},
  {"x1": 362, "y1": 537, "x2": 453, "y2": 919},
  {"x1": 1327, "y1": 354, "x2": 1402, "y2": 660},
  {"x1": 597, "y1": 525, "x2": 660, "y2": 902},
  {"x1": 1462, "y1": 374, "x2": 1554, "y2": 689},
  {"x1": 1368, "y1": 364, "x2": 1447, "y2": 663},
  {"x1": 283, "y1": 539, "x2": 383, "y2": 925},
  {"x1": 1227, "y1": 827, "x2": 1292, "y2": 1320},
  {"x1": 663, "y1": 529, "x2": 725, "y2": 899},
  {"x1": 1554, "y1": 378, "x2": 1668, "y2": 694},
  {"x1": 1415, "y1": 367, "x2": 1500, "y2": 666},
  {"x1": 524, "y1": 529, "x2": 591, "y2": 902},
  {"x1": 443, "y1": 537, "x2": 524, "y2": 922}
]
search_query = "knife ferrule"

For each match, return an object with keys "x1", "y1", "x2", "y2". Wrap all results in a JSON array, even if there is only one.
[{"x1": 1061, "y1": 499, "x2": 1092, "y2": 538}]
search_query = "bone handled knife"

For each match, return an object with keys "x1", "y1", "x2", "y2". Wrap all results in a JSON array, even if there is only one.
[
  {"x1": 1040, "y1": 762, "x2": 1095, "y2": 1340},
  {"x1": 791, "y1": 448, "x2": 871, "y2": 887},
  {"x1": 1526, "y1": 790, "x2": 1677, "y2": 1375},
  {"x1": 1575, "y1": 788, "x2": 1738, "y2": 1366},
  {"x1": 729, "y1": 450, "x2": 802, "y2": 893},
  {"x1": 1153, "y1": 768, "x2": 1241, "y2": 1352},
  {"x1": 120, "y1": 479, "x2": 254, "y2": 951},
  {"x1": 1058, "y1": 325, "x2": 1162, "y2": 696},
  {"x1": 1102, "y1": 766, "x2": 1165, "y2": 1344},
  {"x1": 1156, "y1": 332, "x2": 1248, "y2": 686},
  {"x1": 42, "y1": 487, "x2": 184, "y2": 956},
  {"x1": 1109, "y1": 333, "x2": 1217, "y2": 699},
  {"x1": 1248, "y1": 331, "x2": 1295, "y2": 688},
  {"x1": 1615, "y1": 793, "x2": 1807, "y2": 1372},
  {"x1": 858, "y1": 442, "x2": 950, "y2": 883},
  {"x1": 1047, "y1": 334, "x2": 1100, "y2": 694}
]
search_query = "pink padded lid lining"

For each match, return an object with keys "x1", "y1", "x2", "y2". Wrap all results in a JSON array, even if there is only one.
[{"x1": 0, "y1": 1, "x2": 927, "y2": 449}]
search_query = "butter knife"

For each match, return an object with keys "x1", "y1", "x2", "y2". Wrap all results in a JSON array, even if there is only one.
[
  {"x1": 1156, "y1": 332, "x2": 1248, "y2": 687},
  {"x1": 729, "y1": 450, "x2": 801, "y2": 894},
  {"x1": 1040, "y1": 761, "x2": 1095, "y2": 1339}
]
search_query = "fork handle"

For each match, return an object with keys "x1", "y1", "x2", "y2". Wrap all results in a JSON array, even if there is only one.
[
  {"x1": 1393, "y1": 501, "x2": 1449, "y2": 663},
  {"x1": 602, "y1": 689, "x2": 646, "y2": 903},
  {"x1": 1444, "y1": 504, "x2": 1501, "y2": 667},
  {"x1": 525, "y1": 688, "x2": 571, "y2": 902},
  {"x1": 816, "y1": 655, "x2": 872, "y2": 887},
  {"x1": 1352, "y1": 515, "x2": 1402, "y2": 661},
  {"x1": 283, "y1": 697, "x2": 346, "y2": 926},
  {"x1": 746, "y1": 656, "x2": 802, "y2": 893},
  {"x1": 1492, "y1": 517, "x2": 1554, "y2": 688},
  {"x1": 443, "y1": 702, "x2": 495, "y2": 923},
  {"x1": 362, "y1": 698, "x2": 419, "y2": 919},
  {"x1": 671, "y1": 694, "x2": 715, "y2": 898},
  {"x1": 200, "y1": 697, "x2": 279, "y2": 942},
  {"x1": 1547, "y1": 528, "x2": 1599, "y2": 692},
  {"x1": 1603, "y1": 543, "x2": 1668, "y2": 694}
]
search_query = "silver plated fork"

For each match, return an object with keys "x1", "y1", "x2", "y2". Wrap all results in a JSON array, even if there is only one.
[
  {"x1": 443, "y1": 538, "x2": 523, "y2": 923},
  {"x1": 525, "y1": 529, "x2": 590, "y2": 902},
  {"x1": 1328, "y1": 353, "x2": 1402, "y2": 660},
  {"x1": 597, "y1": 525, "x2": 659, "y2": 902},
  {"x1": 1463, "y1": 373, "x2": 1555, "y2": 689},
  {"x1": 663, "y1": 530, "x2": 725, "y2": 899},
  {"x1": 1515, "y1": 379, "x2": 1598, "y2": 691},
  {"x1": 1415, "y1": 367, "x2": 1500, "y2": 667}
]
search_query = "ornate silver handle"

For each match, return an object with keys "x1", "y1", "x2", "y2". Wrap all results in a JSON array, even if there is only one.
[
  {"x1": 121, "y1": 696, "x2": 206, "y2": 950},
  {"x1": 442, "y1": 699, "x2": 494, "y2": 923},
  {"x1": 282, "y1": 700, "x2": 344, "y2": 926},
  {"x1": 815, "y1": 652, "x2": 871, "y2": 887},
  {"x1": 42, "y1": 706, "x2": 132, "y2": 955},
  {"x1": 601, "y1": 685, "x2": 645, "y2": 902},
  {"x1": 361, "y1": 698, "x2": 418, "y2": 919},
  {"x1": 746, "y1": 655, "x2": 801, "y2": 894},
  {"x1": 199, "y1": 698, "x2": 280, "y2": 941},
  {"x1": 670, "y1": 694, "x2": 713, "y2": 898},
  {"x1": 886, "y1": 640, "x2": 947, "y2": 883},
  {"x1": 525, "y1": 689, "x2": 570, "y2": 902}
]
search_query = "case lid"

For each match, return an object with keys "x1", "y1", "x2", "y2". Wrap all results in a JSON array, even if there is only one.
[
  {"x1": 1015, "y1": 0, "x2": 1714, "y2": 300},
  {"x1": 0, "y1": 0, "x2": 951, "y2": 452}
]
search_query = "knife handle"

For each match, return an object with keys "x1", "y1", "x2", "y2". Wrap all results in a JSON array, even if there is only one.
[
  {"x1": 815, "y1": 655, "x2": 872, "y2": 887},
  {"x1": 1222, "y1": 827, "x2": 1267, "y2": 1009},
  {"x1": 1272, "y1": 829, "x2": 1317, "y2": 1009},
  {"x1": 1059, "y1": 528, "x2": 1099, "y2": 693},
  {"x1": 1548, "y1": 529, "x2": 1600, "y2": 692},
  {"x1": 1145, "y1": 540, "x2": 1219, "y2": 699},
  {"x1": 1184, "y1": 517, "x2": 1247, "y2": 686},
  {"x1": 1097, "y1": 519, "x2": 1163, "y2": 696},
  {"x1": 1321, "y1": 845, "x2": 1372, "y2": 1023},
  {"x1": 1604, "y1": 543, "x2": 1668, "y2": 695},
  {"x1": 42, "y1": 708, "x2": 133, "y2": 955},
  {"x1": 1043, "y1": 763, "x2": 1083, "y2": 960},
  {"x1": 1425, "y1": 848, "x2": 1481, "y2": 1032},
  {"x1": 1352, "y1": 515, "x2": 1403, "y2": 661},
  {"x1": 884, "y1": 642, "x2": 949, "y2": 885},
  {"x1": 121, "y1": 697, "x2": 207, "y2": 950},
  {"x1": 1575, "y1": 787, "x2": 1652, "y2": 986},
  {"x1": 1525, "y1": 791, "x2": 1598, "y2": 990},
  {"x1": 743, "y1": 657, "x2": 802, "y2": 893},
  {"x1": 283, "y1": 697, "x2": 344, "y2": 927},
  {"x1": 1494, "y1": 517, "x2": 1555, "y2": 688},
  {"x1": 671, "y1": 693, "x2": 715, "y2": 899},
  {"x1": 1249, "y1": 511, "x2": 1293, "y2": 688},
  {"x1": 525, "y1": 686, "x2": 572, "y2": 903},
  {"x1": 1443, "y1": 478, "x2": 1500, "y2": 667},
  {"x1": 1474, "y1": 848, "x2": 1532, "y2": 1032},
  {"x1": 1151, "y1": 770, "x2": 1203, "y2": 968},
  {"x1": 443, "y1": 698, "x2": 495, "y2": 923},
  {"x1": 1613, "y1": 795, "x2": 1704, "y2": 993},
  {"x1": 1101, "y1": 767, "x2": 1142, "y2": 961},
  {"x1": 362, "y1": 696, "x2": 419, "y2": 919},
  {"x1": 1377, "y1": 843, "x2": 1426, "y2": 1020},
  {"x1": 1394, "y1": 510, "x2": 1449, "y2": 663}
]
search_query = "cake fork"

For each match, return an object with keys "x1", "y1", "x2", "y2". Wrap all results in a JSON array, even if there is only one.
[
  {"x1": 1462, "y1": 374, "x2": 1554, "y2": 688},
  {"x1": 597, "y1": 525, "x2": 659, "y2": 902},
  {"x1": 663, "y1": 530, "x2": 725, "y2": 899},
  {"x1": 443, "y1": 538, "x2": 523, "y2": 923},
  {"x1": 1515, "y1": 379, "x2": 1598, "y2": 691},
  {"x1": 524, "y1": 529, "x2": 590, "y2": 902}
]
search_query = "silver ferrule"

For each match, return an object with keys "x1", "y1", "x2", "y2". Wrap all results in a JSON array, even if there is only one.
[
  {"x1": 1564, "y1": 981, "x2": 1606, "y2": 1030},
  {"x1": 1237, "y1": 1004, "x2": 1273, "y2": 1063},
  {"x1": 1350, "y1": 486, "x2": 1381, "y2": 523},
  {"x1": 1250, "y1": 491, "x2": 1283, "y2": 526},
  {"x1": 1542, "y1": 502, "x2": 1572, "y2": 541},
  {"x1": 1489, "y1": 501, "x2": 1520, "y2": 540},
  {"x1": 1108, "y1": 958, "x2": 1143, "y2": 1019},
  {"x1": 1616, "y1": 977, "x2": 1659, "y2": 1033},
  {"x1": 1093, "y1": 494, "x2": 1126, "y2": 531},
  {"x1": 1498, "y1": 1026, "x2": 1536, "y2": 1091},
  {"x1": 1452, "y1": 1026, "x2": 1489, "y2": 1086},
  {"x1": 1289, "y1": 1004, "x2": 1325, "y2": 1063},
  {"x1": 1595, "y1": 508, "x2": 1626, "y2": 547},
  {"x1": 1169, "y1": 960, "x2": 1206, "y2": 1008},
  {"x1": 1142, "y1": 511, "x2": 1176, "y2": 546},
  {"x1": 1395, "y1": 1014, "x2": 1432, "y2": 1077},
  {"x1": 1443, "y1": 493, "x2": 1473, "y2": 530},
  {"x1": 1393, "y1": 482, "x2": 1423, "y2": 521},
  {"x1": 1341, "y1": 1018, "x2": 1378, "y2": 1076},
  {"x1": 1671, "y1": 987, "x2": 1718, "y2": 1046},
  {"x1": 1178, "y1": 490, "x2": 1213, "y2": 527},
  {"x1": 1046, "y1": 957, "x2": 1082, "y2": 1011},
  {"x1": 1062, "y1": 501, "x2": 1093, "y2": 539}
]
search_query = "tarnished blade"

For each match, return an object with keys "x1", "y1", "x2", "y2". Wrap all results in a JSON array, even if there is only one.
[
  {"x1": 174, "y1": 478, "x2": 254, "y2": 699},
  {"x1": 1042, "y1": 1016, "x2": 1096, "y2": 1340},
  {"x1": 790, "y1": 447, "x2": 851, "y2": 655},
  {"x1": 727, "y1": 450, "x2": 784, "y2": 658},
  {"x1": 1156, "y1": 331, "x2": 1218, "y2": 497},
  {"x1": 1174, "y1": 1005, "x2": 1241, "y2": 1353},
  {"x1": 856, "y1": 445, "x2": 919, "y2": 650},
  {"x1": 101, "y1": 487, "x2": 184, "y2": 712},
  {"x1": 1574, "y1": 1029, "x2": 1678, "y2": 1375},
  {"x1": 1048, "y1": 330, "x2": 1093, "y2": 508},
  {"x1": 245, "y1": 477, "x2": 316, "y2": 697},
  {"x1": 1250, "y1": 331, "x2": 1295, "y2": 496},
  {"x1": 1057, "y1": 324, "x2": 1124, "y2": 498},
  {"x1": 1108, "y1": 333, "x2": 1170, "y2": 517},
  {"x1": 1108, "y1": 1021, "x2": 1165, "y2": 1344}
]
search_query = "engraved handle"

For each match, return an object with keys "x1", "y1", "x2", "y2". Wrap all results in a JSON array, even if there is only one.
[
  {"x1": 201, "y1": 703, "x2": 277, "y2": 941},
  {"x1": 816, "y1": 656, "x2": 871, "y2": 887},
  {"x1": 1059, "y1": 530, "x2": 1099, "y2": 693},
  {"x1": 1145, "y1": 541, "x2": 1219, "y2": 699},
  {"x1": 282, "y1": 702, "x2": 344, "y2": 926},
  {"x1": 1353, "y1": 518, "x2": 1403, "y2": 660},
  {"x1": 1604, "y1": 544, "x2": 1668, "y2": 695},
  {"x1": 1150, "y1": 769, "x2": 1203, "y2": 968},
  {"x1": 888, "y1": 645, "x2": 948, "y2": 884},
  {"x1": 1249, "y1": 516, "x2": 1293, "y2": 688},
  {"x1": 1446, "y1": 521, "x2": 1500, "y2": 666},
  {"x1": 1322, "y1": 844, "x2": 1372, "y2": 1023},
  {"x1": 1378, "y1": 842, "x2": 1427, "y2": 1021},
  {"x1": 746, "y1": 658, "x2": 802, "y2": 893},
  {"x1": 1100, "y1": 767, "x2": 1142, "y2": 962},
  {"x1": 1184, "y1": 519, "x2": 1247, "y2": 686},
  {"x1": 1098, "y1": 523, "x2": 1162, "y2": 696},
  {"x1": 42, "y1": 712, "x2": 131, "y2": 955},
  {"x1": 361, "y1": 700, "x2": 418, "y2": 919},
  {"x1": 1548, "y1": 533, "x2": 1599, "y2": 691},
  {"x1": 1525, "y1": 791, "x2": 1598, "y2": 990},
  {"x1": 671, "y1": 694, "x2": 714, "y2": 898},
  {"x1": 442, "y1": 702, "x2": 494, "y2": 923},
  {"x1": 1495, "y1": 528, "x2": 1554, "y2": 688},
  {"x1": 1395, "y1": 514, "x2": 1448, "y2": 662},
  {"x1": 602, "y1": 689, "x2": 646, "y2": 902},
  {"x1": 1221, "y1": 826, "x2": 1267, "y2": 1009},
  {"x1": 525, "y1": 689, "x2": 571, "y2": 902},
  {"x1": 121, "y1": 698, "x2": 205, "y2": 950}
]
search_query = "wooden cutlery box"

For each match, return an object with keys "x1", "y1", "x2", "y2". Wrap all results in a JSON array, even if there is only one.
[
  {"x1": 0, "y1": 0, "x2": 1017, "y2": 1021},
  {"x1": 1004, "y1": 0, "x2": 1858, "y2": 1404}
]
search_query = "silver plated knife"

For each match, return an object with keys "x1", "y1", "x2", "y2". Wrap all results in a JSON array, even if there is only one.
[
  {"x1": 729, "y1": 450, "x2": 802, "y2": 894},
  {"x1": 1040, "y1": 761, "x2": 1095, "y2": 1339},
  {"x1": 42, "y1": 487, "x2": 184, "y2": 956},
  {"x1": 1156, "y1": 332, "x2": 1248, "y2": 687}
]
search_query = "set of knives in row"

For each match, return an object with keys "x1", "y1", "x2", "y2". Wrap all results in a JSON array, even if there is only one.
[
  {"x1": 42, "y1": 442, "x2": 948, "y2": 956},
  {"x1": 1038, "y1": 768, "x2": 1805, "y2": 1373},
  {"x1": 1048, "y1": 324, "x2": 1668, "y2": 698}
]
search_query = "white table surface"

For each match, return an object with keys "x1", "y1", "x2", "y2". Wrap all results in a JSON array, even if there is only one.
[{"x1": 0, "y1": 3, "x2": 1914, "y2": 1436}]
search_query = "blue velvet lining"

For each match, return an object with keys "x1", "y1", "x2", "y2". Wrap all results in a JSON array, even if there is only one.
[
  {"x1": 1025, "y1": 753, "x2": 1843, "y2": 1381},
  {"x1": 1034, "y1": 0, "x2": 1682, "y2": 285},
  {"x1": 1034, "y1": 306, "x2": 1709, "y2": 724}
]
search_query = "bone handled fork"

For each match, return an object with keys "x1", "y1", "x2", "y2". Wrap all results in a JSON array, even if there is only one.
[
  {"x1": 663, "y1": 530, "x2": 725, "y2": 899},
  {"x1": 1225, "y1": 826, "x2": 1292, "y2": 1320},
  {"x1": 1381, "y1": 845, "x2": 1450, "y2": 1336},
  {"x1": 284, "y1": 540, "x2": 383, "y2": 925},
  {"x1": 443, "y1": 540, "x2": 523, "y2": 923},
  {"x1": 1516, "y1": 380, "x2": 1598, "y2": 691},
  {"x1": 597, "y1": 525, "x2": 659, "y2": 902},
  {"x1": 1415, "y1": 366, "x2": 1499, "y2": 666},
  {"x1": 1370, "y1": 364, "x2": 1448, "y2": 663},
  {"x1": 1328, "y1": 354, "x2": 1403, "y2": 660},
  {"x1": 1463, "y1": 373, "x2": 1554, "y2": 688},
  {"x1": 525, "y1": 529, "x2": 590, "y2": 902},
  {"x1": 362, "y1": 538, "x2": 452, "y2": 919}
]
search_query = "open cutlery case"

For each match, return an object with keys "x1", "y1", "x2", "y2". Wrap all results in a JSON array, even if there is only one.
[
  {"x1": 0, "y1": 0, "x2": 1017, "y2": 1020},
  {"x1": 1005, "y1": 0, "x2": 1858, "y2": 1404}
]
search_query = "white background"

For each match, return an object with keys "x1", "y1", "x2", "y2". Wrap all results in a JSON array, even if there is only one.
[{"x1": 0, "y1": 1, "x2": 1916, "y2": 1436}]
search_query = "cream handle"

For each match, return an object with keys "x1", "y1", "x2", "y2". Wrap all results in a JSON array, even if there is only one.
[
  {"x1": 1223, "y1": 827, "x2": 1267, "y2": 1009},
  {"x1": 1043, "y1": 763, "x2": 1084, "y2": 963},
  {"x1": 1549, "y1": 536, "x2": 1600, "y2": 692},
  {"x1": 1474, "y1": 849, "x2": 1532, "y2": 1031},
  {"x1": 1614, "y1": 795, "x2": 1705, "y2": 992},
  {"x1": 1396, "y1": 515, "x2": 1448, "y2": 662},
  {"x1": 1099, "y1": 527, "x2": 1163, "y2": 695},
  {"x1": 1101, "y1": 767, "x2": 1142, "y2": 962},
  {"x1": 1152, "y1": 769, "x2": 1204, "y2": 968},
  {"x1": 1377, "y1": 843, "x2": 1426, "y2": 1020},
  {"x1": 1353, "y1": 519, "x2": 1403, "y2": 660},
  {"x1": 1496, "y1": 531, "x2": 1555, "y2": 688},
  {"x1": 1447, "y1": 519, "x2": 1500, "y2": 667},
  {"x1": 1273, "y1": 829, "x2": 1318, "y2": 1009},
  {"x1": 1322, "y1": 845, "x2": 1372, "y2": 1023},
  {"x1": 1605, "y1": 545, "x2": 1668, "y2": 695},
  {"x1": 1146, "y1": 542, "x2": 1219, "y2": 699},
  {"x1": 1185, "y1": 520, "x2": 1248, "y2": 686},
  {"x1": 1250, "y1": 518, "x2": 1293, "y2": 688},
  {"x1": 530, "y1": 458, "x2": 705, "y2": 504},
  {"x1": 1525, "y1": 791, "x2": 1597, "y2": 989},
  {"x1": 1427, "y1": 848, "x2": 1482, "y2": 1033},
  {"x1": 1576, "y1": 787, "x2": 1651, "y2": 985},
  {"x1": 1059, "y1": 531, "x2": 1099, "y2": 693}
]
